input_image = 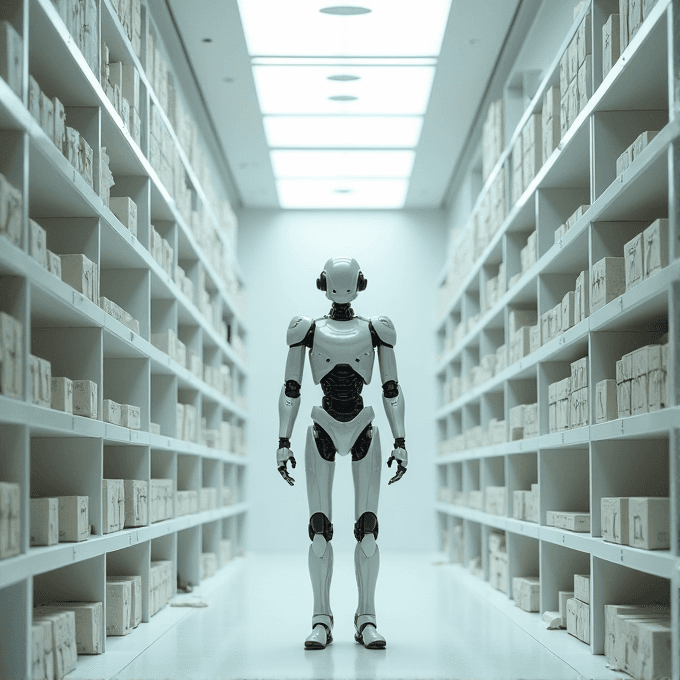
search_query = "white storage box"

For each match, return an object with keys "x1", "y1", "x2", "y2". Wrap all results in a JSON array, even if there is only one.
[
  {"x1": 512, "y1": 576, "x2": 539, "y2": 612},
  {"x1": 123, "y1": 479, "x2": 147, "y2": 527},
  {"x1": 51, "y1": 377, "x2": 73, "y2": 413},
  {"x1": 628, "y1": 497, "x2": 670, "y2": 549},
  {"x1": 106, "y1": 580, "x2": 131, "y2": 636},
  {"x1": 601, "y1": 497, "x2": 629, "y2": 544},
  {"x1": 36, "y1": 602, "x2": 103, "y2": 655},
  {"x1": 57, "y1": 496, "x2": 89, "y2": 542},
  {"x1": 30, "y1": 497, "x2": 59, "y2": 547},
  {"x1": 72, "y1": 379, "x2": 97, "y2": 419}
]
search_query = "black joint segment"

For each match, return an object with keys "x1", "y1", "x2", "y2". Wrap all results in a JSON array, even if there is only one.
[
  {"x1": 382, "y1": 380, "x2": 399, "y2": 398},
  {"x1": 284, "y1": 380, "x2": 301, "y2": 398},
  {"x1": 354, "y1": 511, "x2": 379, "y2": 542},
  {"x1": 278, "y1": 437, "x2": 291, "y2": 449},
  {"x1": 394, "y1": 437, "x2": 406, "y2": 449},
  {"x1": 308, "y1": 512, "x2": 333, "y2": 542}
]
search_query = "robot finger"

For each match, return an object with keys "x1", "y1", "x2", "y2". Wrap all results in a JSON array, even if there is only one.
[
  {"x1": 290, "y1": 456, "x2": 297, "y2": 469},
  {"x1": 278, "y1": 465, "x2": 296, "y2": 486},
  {"x1": 388, "y1": 463, "x2": 407, "y2": 485},
  {"x1": 386, "y1": 455, "x2": 394, "y2": 468}
]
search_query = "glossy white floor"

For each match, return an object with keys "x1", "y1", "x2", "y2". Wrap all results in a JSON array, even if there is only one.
[{"x1": 97, "y1": 553, "x2": 628, "y2": 680}]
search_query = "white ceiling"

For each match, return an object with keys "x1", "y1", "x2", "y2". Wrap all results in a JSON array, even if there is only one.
[{"x1": 167, "y1": 0, "x2": 521, "y2": 209}]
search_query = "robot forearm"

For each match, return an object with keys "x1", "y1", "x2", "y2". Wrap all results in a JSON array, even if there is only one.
[
  {"x1": 382, "y1": 383, "x2": 405, "y2": 443},
  {"x1": 278, "y1": 383, "x2": 301, "y2": 439}
]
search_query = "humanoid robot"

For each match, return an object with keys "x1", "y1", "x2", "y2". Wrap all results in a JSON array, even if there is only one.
[{"x1": 276, "y1": 256, "x2": 408, "y2": 650}]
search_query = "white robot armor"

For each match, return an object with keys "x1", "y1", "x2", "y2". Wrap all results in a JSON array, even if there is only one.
[{"x1": 277, "y1": 257, "x2": 408, "y2": 650}]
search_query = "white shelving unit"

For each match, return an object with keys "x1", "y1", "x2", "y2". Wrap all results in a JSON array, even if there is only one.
[
  {"x1": 0, "y1": 0, "x2": 248, "y2": 678},
  {"x1": 436, "y1": 1, "x2": 679, "y2": 678}
]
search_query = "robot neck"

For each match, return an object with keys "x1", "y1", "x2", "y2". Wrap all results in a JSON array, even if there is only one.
[{"x1": 328, "y1": 302, "x2": 354, "y2": 321}]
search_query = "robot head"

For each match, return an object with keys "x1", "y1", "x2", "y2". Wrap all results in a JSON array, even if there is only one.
[{"x1": 316, "y1": 257, "x2": 367, "y2": 303}]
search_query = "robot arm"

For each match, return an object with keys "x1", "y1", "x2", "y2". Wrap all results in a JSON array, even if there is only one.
[
  {"x1": 372, "y1": 317, "x2": 408, "y2": 485},
  {"x1": 277, "y1": 316, "x2": 314, "y2": 485}
]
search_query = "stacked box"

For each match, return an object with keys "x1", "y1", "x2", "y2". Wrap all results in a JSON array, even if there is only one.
[
  {"x1": 488, "y1": 418, "x2": 507, "y2": 445},
  {"x1": 546, "y1": 511, "x2": 590, "y2": 532},
  {"x1": 60, "y1": 254, "x2": 99, "y2": 304},
  {"x1": 0, "y1": 173, "x2": 23, "y2": 247},
  {"x1": 150, "y1": 560, "x2": 173, "y2": 616},
  {"x1": 595, "y1": 379, "x2": 618, "y2": 423},
  {"x1": 567, "y1": 596, "x2": 590, "y2": 643},
  {"x1": 123, "y1": 480, "x2": 147, "y2": 527},
  {"x1": 0, "y1": 311, "x2": 24, "y2": 400},
  {"x1": 33, "y1": 618, "x2": 54, "y2": 680},
  {"x1": 99, "y1": 297, "x2": 140, "y2": 333},
  {"x1": 559, "y1": 591, "x2": 573, "y2": 629},
  {"x1": 512, "y1": 576, "x2": 540, "y2": 612},
  {"x1": 51, "y1": 377, "x2": 73, "y2": 413},
  {"x1": 106, "y1": 579, "x2": 131, "y2": 636},
  {"x1": 590, "y1": 257, "x2": 625, "y2": 312},
  {"x1": 31, "y1": 621, "x2": 45, "y2": 680},
  {"x1": 29, "y1": 219, "x2": 48, "y2": 269},
  {"x1": 643, "y1": 218, "x2": 668, "y2": 279},
  {"x1": 149, "y1": 479, "x2": 174, "y2": 523},
  {"x1": 542, "y1": 86, "x2": 561, "y2": 164},
  {"x1": 521, "y1": 114, "x2": 542, "y2": 192},
  {"x1": 199, "y1": 487, "x2": 218, "y2": 512},
  {"x1": 603, "y1": 14, "x2": 621, "y2": 79},
  {"x1": 30, "y1": 497, "x2": 59, "y2": 547},
  {"x1": 102, "y1": 479, "x2": 125, "y2": 534},
  {"x1": 616, "y1": 130, "x2": 659, "y2": 177},
  {"x1": 0, "y1": 481, "x2": 20, "y2": 559},
  {"x1": 629, "y1": 497, "x2": 670, "y2": 549},
  {"x1": 519, "y1": 231, "x2": 537, "y2": 274},
  {"x1": 511, "y1": 135, "x2": 523, "y2": 204},
  {"x1": 176, "y1": 489, "x2": 199, "y2": 516},
  {"x1": 631, "y1": 345, "x2": 650, "y2": 415},
  {"x1": 219, "y1": 538, "x2": 232, "y2": 564},
  {"x1": 200, "y1": 552, "x2": 218, "y2": 579},
  {"x1": 561, "y1": 292, "x2": 575, "y2": 332},
  {"x1": 510, "y1": 326, "x2": 531, "y2": 364},
  {"x1": 523, "y1": 403, "x2": 539, "y2": 439},
  {"x1": 616, "y1": 351, "x2": 633, "y2": 418},
  {"x1": 102, "y1": 399, "x2": 122, "y2": 426},
  {"x1": 30, "y1": 355, "x2": 52, "y2": 409},
  {"x1": 57, "y1": 496, "x2": 89, "y2": 542},
  {"x1": 548, "y1": 377, "x2": 572, "y2": 433},
  {"x1": 107, "y1": 576, "x2": 142, "y2": 630},
  {"x1": 513, "y1": 484, "x2": 539, "y2": 522},
  {"x1": 624, "y1": 232, "x2": 644, "y2": 290},
  {"x1": 484, "y1": 487, "x2": 507, "y2": 516},
  {"x1": 99, "y1": 147, "x2": 114, "y2": 207},
  {"x1": 601, "y1": 497, "x2": 630, "y2": 544},
  {"x1": 72, "y1": 379, "x2": 97, "y2": 419},
  {"x1": 121, "y1": 404, "x2": 141, "y2": 429},
  {"x1": 488, "y1": 531, "x2": 508, "y2": 593},
  {"x1": 509, "y1": 404, "x2": 526, "y2": 441},
  {"x1": 221, "y1": 486, "x2": 236, "y2": 506},
  {"x1": 33, "y1": 610, "x2": 77, "y2": 678},
  {"x1": 481, "y1": 99, "x2": 505, "y2": 181},
  {"x1": 0, "y1": 21, "x2": 23, "y2": 97},
  {"x1": 569, "y1": 356, "x2": 589, "y2": 428},
  {"x1": 36, "y1": 602, "x2": 103, "y2": 655},
  {"x1": 573, "y1": 270, "x2": 589, "y2": 324}
]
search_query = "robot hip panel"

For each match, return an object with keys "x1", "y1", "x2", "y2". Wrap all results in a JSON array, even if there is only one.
[
  {"x1": 311, "y1": 405, "x2": 375, "y2": 456},
  {"x1": 352, "y1": 426, "x2": 382, "y2": 519},
  {"x1": 305, "y1": 425, "x2": 335, "y2": 518}
]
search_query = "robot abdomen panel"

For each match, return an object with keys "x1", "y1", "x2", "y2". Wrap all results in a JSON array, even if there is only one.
[{"x1": 309, "y1": 318, "x2": 374, "y2": 384}]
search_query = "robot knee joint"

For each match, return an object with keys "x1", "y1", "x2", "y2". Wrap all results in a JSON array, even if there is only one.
[
  {"x1": 308, "y1": 512, "x2": 333, "y2": 542},
  {"x1": 354, "y1": 511, "x2": 379, "y2": 542}
]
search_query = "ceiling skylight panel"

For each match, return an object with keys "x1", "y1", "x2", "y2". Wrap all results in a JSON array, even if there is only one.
[
  {"x1": 253, "y1": 65, "x2": 435, "y2": 115},
  {"x1": 237, "y1": 0, "x2": 452, "y2": 57},
  {"x1": 264, "y1": 116, "x2": 423, "y2": 148},
  {"x1": 270, "y1": 150, "x2": 415, "y2": 178},
  {"x1": 277, "y1": 179, "x2": 408, "y2": 209}
]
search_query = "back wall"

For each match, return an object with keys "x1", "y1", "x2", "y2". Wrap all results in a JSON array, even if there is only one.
[{"x1": 237, "y1": 209, "x2": 447, "y2": 555}]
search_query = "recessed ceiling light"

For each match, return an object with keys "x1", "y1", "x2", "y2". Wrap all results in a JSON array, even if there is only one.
[
  {"x1": 328, "y1": 95, "x2": 358, "y2": 101},
  {"x1": 319, "y1": 6, "x2": 371, "y2": 15},
  {"x1": 327, "y1": 74, "x2": 360, "y2": 82},
  {"x1": 202, "y1": 38, "x2": 212, "y2": 43},
  {"x1": 277, "y1": 178, "x2": 408, "y2": 209},
  {"x1": 335, "y1": 188, "x2": 352, "y2": 194},
  {"x1": 270, "y1": 150, "x2": 415, "y2": 178}
]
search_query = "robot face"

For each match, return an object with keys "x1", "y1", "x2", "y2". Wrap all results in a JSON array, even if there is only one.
[{"x1": 323, "y1": 257, "x2": 361, "y2": 303}]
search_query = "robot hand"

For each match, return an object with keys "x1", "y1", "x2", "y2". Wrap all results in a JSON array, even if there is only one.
[
  {"x1": 386, "y1": 444, "x2": 408, "y2": 485},
  {"x1": 277, "y1": 445, "x2": 296, "y2": 486}
]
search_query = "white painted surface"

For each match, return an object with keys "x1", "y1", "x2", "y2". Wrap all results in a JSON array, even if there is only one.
[{"x1": 238, "y1": 209, "x2": 446, "y2": 554}]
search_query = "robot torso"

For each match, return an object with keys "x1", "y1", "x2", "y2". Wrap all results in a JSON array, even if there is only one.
[{"x1": 309, "y1": 316, "x2": 375, "y2": 385}]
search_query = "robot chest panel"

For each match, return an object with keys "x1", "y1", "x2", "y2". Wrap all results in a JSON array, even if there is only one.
[{"x1": 309, "y1": 318, "x2": 374, "y2": 384}]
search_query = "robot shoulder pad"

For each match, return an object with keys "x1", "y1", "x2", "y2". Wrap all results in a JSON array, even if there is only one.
[
  {"x1": 286, "y1": 315, "x2": 314, "y2": 346},
  {"x1": 370, "y1": 315, "x2": 397, "y2": 347}
]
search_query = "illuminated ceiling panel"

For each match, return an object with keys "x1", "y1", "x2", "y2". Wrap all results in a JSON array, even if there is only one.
[
  {"x1": 237, "y1": 0, "x2": 452, "y2": 57},
  {"x1": 270, "y1": 150, "x2": 415, "y2": 178},
  {"x1": 277, "y1": 179, "x2": 409, "y2": 209},
  {"x1": 264, "y1": 116, "x2": 423, "y2": 148},
  {"x1": 252, "y1": 64, "x2": 435, "y2": 115}
]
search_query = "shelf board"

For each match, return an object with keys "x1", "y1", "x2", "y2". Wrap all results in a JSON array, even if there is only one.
[{"x1": 0, "y1": 503, "x2": 248, "y2": 590}]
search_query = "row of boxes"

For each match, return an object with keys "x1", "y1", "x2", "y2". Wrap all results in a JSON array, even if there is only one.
[
  {"x1": 111, "y1": 0, "x2": 143, "y2": 58},
  {"x1": 150, "y1": 225, "x2": 175, "y2": 278},
  {"x1": 52, "y1": 0, "x2": 99, "y2": 75},
  {"x1": 616, "y1": 342, "x2": 669, "y2": 418},
  {"x1": 176, "y1": 489, "x2": 199, "y2": 517},
  {"x1": 0, "y1": 172, "x2": 23, "y2": 248},
  {"x1": 509, "y1": 403, "x2": 539, "y2": 440},
  {"x1": 102, "y1": 400, "x2": 141, "y2": 429},
  {"x1": 548, "y1": 356, "x2": 589, "y2": 433},
  {"x1": 605, "y1": 602, "x2": 670, "y2": 679},
  {"x1": 616, "y1": 130, "x2": 659, "y2": 178},
  {"x1": 174, "y1": 263, "x2": 195, "y2": 301},
  {"x1": 436, "y1": 417, "x2": 507, "y2": 456},
  {"x1": 541, "y1": 86, "x2": 561, "y2": 166},
  {"x1": 488, "y1": 531, "x2": 508, "y2": 593},
  {"x1": 50, "y1": 377, "x2": 96, "y2": 418},
  {"x1": 512, "y1": 484, "x2": 539, "y2": 523},
  {"x1": 106, "y1": 574, "x2": 142, "y2": 637},
  {"x1": 443, "y1": 349, "x2": 507, "y2": 404},
  {"x1": 546, "y1": 510, "x2": 590, "y2": 532},
  {"x1": 149, "y1": 560, "x2": 173, "y2": 617},
  {"x1": 601, "y1": 496, "x2": 671, "y2": 550},
  {"x1": 1, "y1": 311, "x2": 24, "y2": 400},
  {"x1": 554, "y1": 204, "x2": 589, "y2": 243},
  {"x1": 0, "y1": 20, "x2": 23, "y2": 98},
  {"x1": 33, "y1": 608, "x2": 78, "y2": 679},
  {"x1": 102, "y1": 479, "x2": 147, "y2": 533},
  {"x1": 31, "y1": 495, "x2": 90, "y2": 545},
  {"x1": 101, "y1": 45, "x2": 142, "y2": 147},
  {"x1": 149, "y1": 479, "x2": 173, "y2": 524},
  {"x1": 99, "y1": 296, "x2": 140, "y2": 334},
  {"x1": 35, "y1": 600, "x2": 103, "y2": 658},
  {"x1": 176, "y1": 402, "x2": 197, "y2": 442},
  {"x1": 512, "y1": 115, "x2": 542, "y2": 203},
  {"x1": 620, "y1": 0, "x2": 660, "y2": 55},
  {"x1": 481, "y1": 262, "x2": 506, "y2": 315},
  {"x1": 623, "y1": 218, "x2": 668, "y2": 291},
  {"x1": 560, "y1": 10, "x2": 592, "y2": 137},
  {"x1": 29, "y1": 220, "x2": 62, "y2": 282},
  {"x1": 482, "y1": 99, "x2": 505, "y2": 181}
]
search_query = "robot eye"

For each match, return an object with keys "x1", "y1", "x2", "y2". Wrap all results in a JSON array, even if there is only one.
[
  {"x1": 346, "y1": 289, "x2": 350, "y2": 292},
  {"x1": 332, "y1": 289, "x2": 336, "y2": 293}
]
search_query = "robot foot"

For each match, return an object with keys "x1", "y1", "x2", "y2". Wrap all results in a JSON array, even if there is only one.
[
  {"x1": 354, "y1": 616, "x2": 386, "y2": 649},
  {"x1": 304, "y1": 624, "x2": 333, "y2": 650}
]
